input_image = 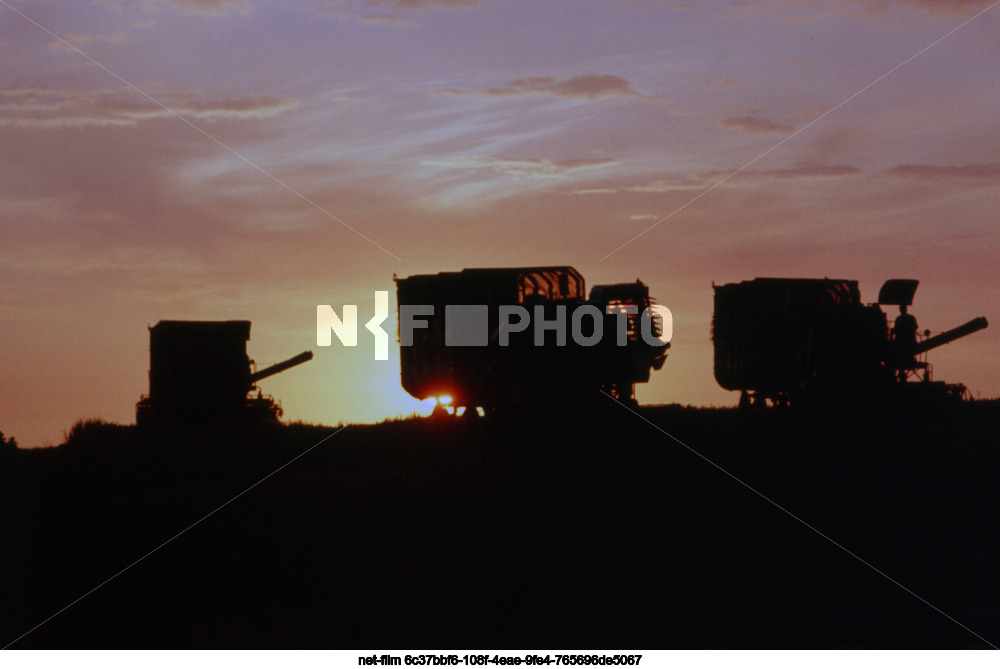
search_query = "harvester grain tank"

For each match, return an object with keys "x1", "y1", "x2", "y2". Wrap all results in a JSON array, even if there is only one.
[
  {"x1": 135, "y1": 320, "x2": 312, "y2": 425},
  {"x1": 712, "y1": 278, "x2": 987, "y2": 408},
  {"x1": 394, "y1": 266, "x2": 669, "y2": 416}
]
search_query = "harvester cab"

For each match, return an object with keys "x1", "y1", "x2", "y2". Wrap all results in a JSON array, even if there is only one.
[
  {"x1": 878, "y1": 279, "x2": 922, "y2": 380},
  {"x1": 877, "y1": 279, "x2": 989, "y2": 386}
]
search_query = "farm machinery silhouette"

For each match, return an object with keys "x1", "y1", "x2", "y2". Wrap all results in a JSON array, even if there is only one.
[
  {"x1": 136, "y1": 320, "x2": 312, "y2": 426},
  {"x1": 712, "y1": 278, "x2": 987, "y2": 409},
  {"x1": 395, "y1": 267, "x2": 670, "y2": 417}
]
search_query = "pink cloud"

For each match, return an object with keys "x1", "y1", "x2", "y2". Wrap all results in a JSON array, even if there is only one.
[
  {"x1": 421, "y1": 155, "x2": 619, "y2": 179},
  {"x1": 441, "y1": 74, "x2": 644, "y2": 100},
  {"x1": 720, "y1": 114, "x2": 795, "y2": 135},
  {"x1": 0, "y1": 87, "x2": 298, "y2": 129},
  {"x1": 713, "y1": 0, "x2": 996, "y2": 20},
  {"x1": 365, "y1": 0, "x2": 487, "y2": 8},
  {"x1": 761, "y1": 162, "x2": 861, "y2": 178},
  {"x1": 167, "y1": 0, "x2": 247, "y2": 13},
  {"x1": 887, "y1": 162, "x2": 1000, "y2": 181},
  {"x1": 693, "y1": 75, "x2": 747, "y2": 91},
  {"x1": 97, "y1": 0, "x2": 248, "y2": 16},
  {"x1": 850, "y1": 0, "x2": 996, "y2": 15}
]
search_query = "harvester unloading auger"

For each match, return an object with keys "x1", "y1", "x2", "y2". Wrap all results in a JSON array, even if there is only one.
[
  {"x1": 136, "y1": 320, "x2": 312, "y2": 426},
  {"x1": 712, "y1": 278, "x2": 987, "y2": 409}
]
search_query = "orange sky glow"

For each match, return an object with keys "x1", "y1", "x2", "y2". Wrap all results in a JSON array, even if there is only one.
[{"x1": 2, "y1": 0, "x2": 998, "y2": 447}]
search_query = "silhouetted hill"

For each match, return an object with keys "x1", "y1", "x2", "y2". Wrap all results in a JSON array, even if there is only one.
[{"x1": 4, "y1": 402, "x2": 1000, "y2": 648}]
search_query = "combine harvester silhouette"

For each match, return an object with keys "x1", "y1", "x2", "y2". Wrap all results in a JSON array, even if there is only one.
[
  {"x1": 712, "y1": 278, "x2": 987, "y2": 409},
  {"x1": 136, "y1": 320, "x2": 312, "y2": 426},
  {"x1": 394, "y1": 266, "x2": 670, "y2": 418}
]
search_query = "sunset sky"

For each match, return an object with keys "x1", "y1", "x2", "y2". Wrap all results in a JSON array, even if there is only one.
[{"x1": 2, "y1": 0, "x2": 998, "y2": 447}]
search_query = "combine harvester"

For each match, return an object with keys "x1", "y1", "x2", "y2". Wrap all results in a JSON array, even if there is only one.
[
  {"x1": 136, "y1": 320, "x2": 312, "y2": 426},
  {"x1": 395, "y1": 267, "x2": 670, "y2": 417},
  {"x1": 712, "y1": 278, "x2": 987, "y2": 409}
]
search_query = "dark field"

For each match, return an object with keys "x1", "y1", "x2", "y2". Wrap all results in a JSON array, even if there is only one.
[{"x1": 3, "y1": 401, "x2": 1000, "y2": 648}]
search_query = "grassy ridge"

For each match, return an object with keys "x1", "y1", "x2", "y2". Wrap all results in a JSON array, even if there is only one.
[{"x1": 3, "y1": 402, "x2": 1000, "y2": 648}]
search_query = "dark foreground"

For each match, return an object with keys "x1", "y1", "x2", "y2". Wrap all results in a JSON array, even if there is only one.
[{"x1": 3, "y1": 401, "x2": 1000, "y2": 648}]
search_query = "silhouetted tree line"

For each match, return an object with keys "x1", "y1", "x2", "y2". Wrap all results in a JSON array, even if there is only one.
[{"x1": 1, "y1": 429, "x2": 17, "y2": 451}]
